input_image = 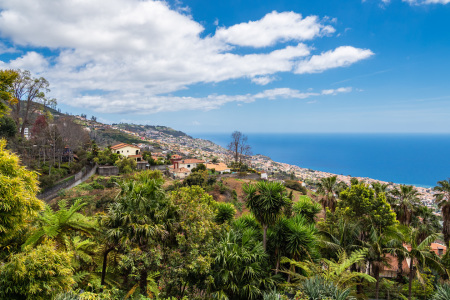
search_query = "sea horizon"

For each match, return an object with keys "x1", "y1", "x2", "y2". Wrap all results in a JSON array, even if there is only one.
[{"x1": 191, "y1": 132, "x2": 450, "y2": 188}]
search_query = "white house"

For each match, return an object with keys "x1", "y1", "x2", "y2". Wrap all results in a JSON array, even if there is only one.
[
  {"x1": 110, "y1": 143, "x2": 141, "y2": 156},
  {"x1": 173, "y1": 159, "x2": 205, "y2": 171}
]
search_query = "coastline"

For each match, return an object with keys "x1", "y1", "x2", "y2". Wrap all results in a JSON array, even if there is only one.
[{"x1": 248, "y1": 153, "x2": 437, "y2": 211}]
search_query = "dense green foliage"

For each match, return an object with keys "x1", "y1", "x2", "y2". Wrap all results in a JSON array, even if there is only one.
[{"x1": 1, "y1": 139, "x2": 450, "y2": 300}]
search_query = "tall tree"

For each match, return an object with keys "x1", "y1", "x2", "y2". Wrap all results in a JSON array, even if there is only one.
[
  {"x1": 433, "y1": 179, "x2": 450, "y2": 245},
  {"x1": 395, "y1": 229, "x2": 444, "y2": 300},
  {"x1": 8, "y1": 70, "x2": 54, "y2": 137},
  {"x1": 108, "y1": 171, "x2": 171, "y2": 295},
  {"x1": 227, "y1": 131, "x2": 251, "y2": 166},
  {"x1": 389, "y1": 185, "x2": 421, "y2": 226},
  {"x1": 317, "y1": 176, "x2": 338, "y2": 213},
  {"x1": 243, "y1": 181, "x2": 289, "y2": 250}
]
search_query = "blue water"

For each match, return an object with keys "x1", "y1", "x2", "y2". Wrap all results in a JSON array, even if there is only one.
[{"x1": 193, "y1": 133, "x2": 450, "y2": 188}]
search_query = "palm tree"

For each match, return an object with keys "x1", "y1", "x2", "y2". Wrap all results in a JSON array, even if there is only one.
[
  {"x1": 243, "y1": 181, "x2": 289, "y2": 250},
  {"x1": 412, "y1": 206, "x2": 442, "y2": 243},
  {"x1": 389, "y1": 185, "x2": 421, "y2": 226},
  {"x1": 371, "y1": 182, "x2": 389, "y2": 197},
  {"x1": 318, "y1": 217, "x2": 362, "y2": 260},
  {"x1": 317, "y1": 176, "x2": 338, "y2": 213},
  {"x1": 109, "y1": 171, "x2": 173, "y2": 295},
  {"x1": 210, "y1": 227, "x2": 275, "y2": 300},
  {"x1": 364, "y1": 225, "x2": 402, "y2": 300},
  {"x1": 394, "y1": 228, "x2": 444, "y2": 300},
  {"x1": 433, "y1": 179, "x2": 450, "y2": 245}
]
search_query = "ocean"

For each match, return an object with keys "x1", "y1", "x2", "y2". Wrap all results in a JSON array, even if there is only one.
[{"x1": 193, "y1": 133, "x2": 450, "y2": 188}]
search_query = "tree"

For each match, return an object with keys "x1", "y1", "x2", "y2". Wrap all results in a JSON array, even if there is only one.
[
  {"x1": 389, "y1": 185, "x2": 421, "y2": 226},
  {"x1": 395, "y1": 229, "x2": 444, "y2": 300},
  {"x1": 23, "y1": 199, "x2": 96, "y2": 251},
  {"x1": 338, "y1": 183, "x2": 397, "y2": 235},
  {"x1": 55, "y1": 116, "x2": 91, "y2": 151},
  {"x1": 282, "y1": 248, "x2": 375, "y2": 290},
  {"x1": 115, "y1": 156, "x2": 137, "y2": 173},
  {"x1": 317, "y1": 176, "x2": 338, "y2": 213},
  {"x1": 8, "y1": 70, "x2": 54, "y2": 138},
  {"x1": 107, "y1": 171, "x2": 171, "y2": 295},
  {"x1": 0, "y1": 241, "x2": 74, "y2": 300},
  {"x1": 209, "y1": 227, "x2": 275, "y2": 299},
  {"x1": 164, "y1": 186, "x2": 222, "y2": 298},
  {"x1": 0, "y1": 69, "x2": 18, "y2": 117},
  {"x1": 191, "y1": 163, "x2": 206, "y2": 173},
  {"x1": 215, "y1": 202, "x2": 236, "y2": 224},
  {"x1": 371, "y1": 182, "x2": 389, "y2": 197},
  {"x1": 364, "y1": 225, "x2": 402, "y2": 299},
  {"x1": 0, "y1": 115, "x2": 17, "y2": 138},
  {"x1": 243, "y1": 181, "x2": 289, "y2": 250},
  {"x1": 227, "y1": 131, "x2": 251, "y2": 166},
  {"x1": 433, "y1": 179, "x2": 450, "y2": 245},
  {"x1": 0, "y1": 139, "x2": 43, "y2": 246}
]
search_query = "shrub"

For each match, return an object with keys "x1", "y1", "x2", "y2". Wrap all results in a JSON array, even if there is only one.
[
  {"x1": 284, "y1": 180, "x2": 308, "y2": 194},
  {"x1": 215, "y1": 203, "x2": 236, "y2": 224}
]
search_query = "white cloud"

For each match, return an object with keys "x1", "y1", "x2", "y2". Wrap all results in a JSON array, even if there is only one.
[
  {"x1": 0, "y1": 51, "x2": 48, "y2": 73},
  {"x1": 251, "y1": 76, "x2": 276, "y2": 85},
  {"x1": 66, "y1": 86, "x2": 352, "y2": 114},
  {"x1": 0, "y1": 0, "x2": 371, "y2": 113},
  {"x1": 321, "y1": 87, "x2": 352, "y2": 95},
  {"x1": 214, "y1": 11, "x2": 335, "y2": 48},
  {"x1": 295, "y1": 46, "x2": 374, "y2": 74}
]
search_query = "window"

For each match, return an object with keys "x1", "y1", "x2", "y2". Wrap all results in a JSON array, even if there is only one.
[
  {"x1": 187, "y1": 164, "x2": 191, "y2": 168},
  {"x1": 438, "y1": 249, "x2": 444, "y2": 256},
  {"x1": 127, "y1": 150, "x2": 129, "y2": 153}
]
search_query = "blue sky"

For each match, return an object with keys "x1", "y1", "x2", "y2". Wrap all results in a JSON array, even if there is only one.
[{"x1": 0, "y1": 0, "x2": 449, "y2": 134}]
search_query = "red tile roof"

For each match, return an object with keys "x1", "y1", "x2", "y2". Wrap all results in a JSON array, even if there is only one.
[
  {"x1": 110, "y1": 143, "x2": 140, "y2": 150},
  {"x1": 181, "y1": 159, "x2": 205, "y2": 164}
]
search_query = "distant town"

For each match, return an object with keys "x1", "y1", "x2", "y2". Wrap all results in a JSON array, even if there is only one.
[{"x1": 76, "y1": 114, "x2": 439, "y2": 214}]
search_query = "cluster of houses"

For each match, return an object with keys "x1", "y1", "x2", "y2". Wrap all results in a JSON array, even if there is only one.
[
  {"x1": 168, "y1": 155, "x2": 231, "y2": 179},
  {"x1": 105, "y1": 143, "x2": 232, "y2": 179}
]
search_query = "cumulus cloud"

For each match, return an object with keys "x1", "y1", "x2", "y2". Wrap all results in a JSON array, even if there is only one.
[
  {"x1": 0, "y1": 51, "x2": 48, "y2": 73},
  {"x1": 295, "y1": 46, "x2": 374, "y2": 74},
  {"x1": 0, "y1": 0, "x2": 370, "y2": 113},
  {"x1": 214, "y1": 11, "x2": 335, "y2": 47}
]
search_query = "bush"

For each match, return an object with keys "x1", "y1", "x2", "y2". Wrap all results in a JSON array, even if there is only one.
[
  {"x1": 40, "y1": 173, "x2": 60, "y2": 189},
  {"x1": 0, "y1": 241, "x2": 74, "y2": 300},
  {"x1": 91, "y1": 180, "x2": 105, "y2": 190},
  {"x1": 215, "y1": 203, "x2": 236, "y2": 224},
  {"x1": 284, "y1": 180, "x2": 308, "y2": 194},
  {"x1": 115, "y1": 157, "x2": 137, "y2": 174}
]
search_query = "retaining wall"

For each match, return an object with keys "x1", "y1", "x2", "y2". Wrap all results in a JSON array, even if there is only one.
[{"x1": 38, "y1": 164, "x2": 98, "y2": 202}]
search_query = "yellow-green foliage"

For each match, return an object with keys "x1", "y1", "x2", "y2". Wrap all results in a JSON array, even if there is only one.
[
  {"x1": 0, "y1": 69, "x2": 18, "y2": 117},
  {"x1": 166, "y1": 186, "x2": 222, "y2": 286},
  {"x1": 0, "y1": 139, "x2": 44, "y2": 244},
  {"x1": 0, "y1": 240, "x2": 74, "y2": 299}
]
